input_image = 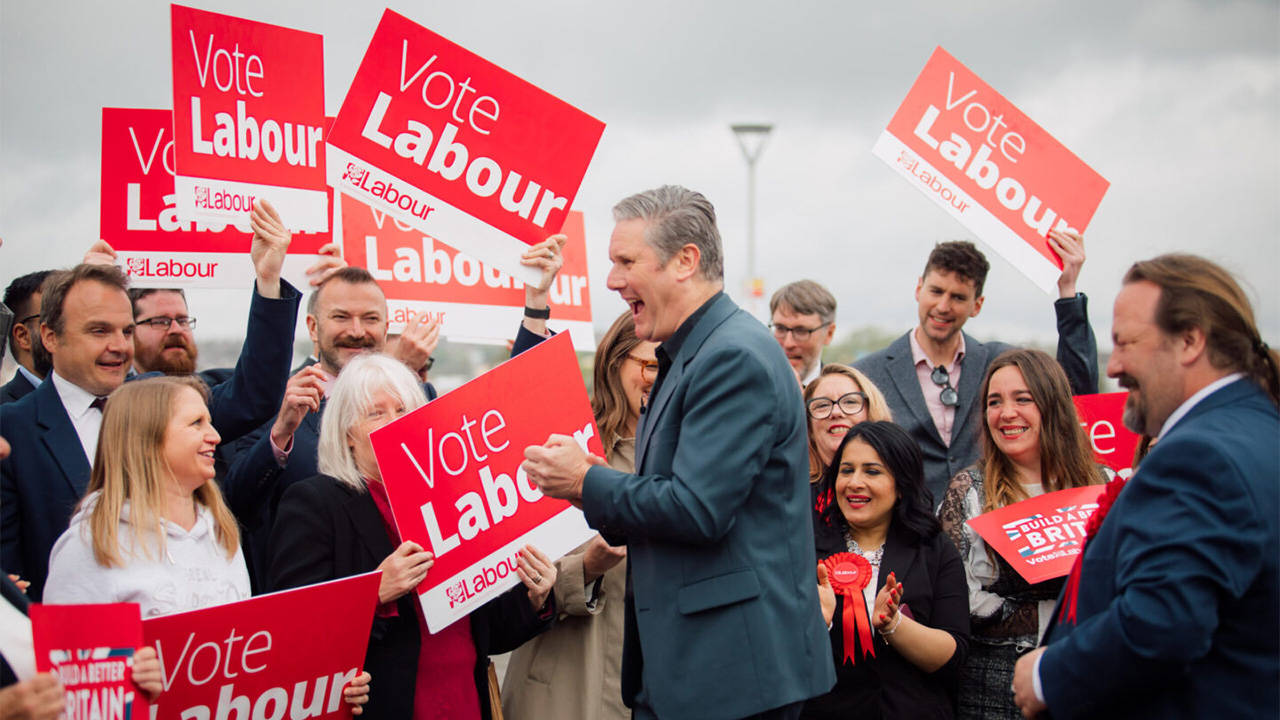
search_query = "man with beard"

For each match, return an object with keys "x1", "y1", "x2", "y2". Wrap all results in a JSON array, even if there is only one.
[
  {"x1": 1012, "y1": 254, "x2": 1279, "y2": 719},
  {"x1": 224, "y1": 266, "x2": 440, "y2": 588}
]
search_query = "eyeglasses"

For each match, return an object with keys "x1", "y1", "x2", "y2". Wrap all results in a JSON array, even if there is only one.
[
  {"x1": 770, "y1": 322, "x2": 829, "y2": 342},
  {"x1": 136, "y1": 316, "x2": 197, "y2": 331},
  {"x1": 17, "y1": 313, "x2": 40, "y2": 325},
  {"x1": 807, "y1": 391, "x2": 868, "y2": 419},
  {"x1": 628, "y1": 354, "x2": 659, "y2": 382},
  {"x1": 930, "y1": 365, "x2": 959, "y2": 407}
]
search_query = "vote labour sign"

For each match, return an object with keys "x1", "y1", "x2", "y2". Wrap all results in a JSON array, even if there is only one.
[
  {"x1": 967, "y1": 485, "x2": 1107, "y2": 584},
  {"x1": 369, "y1": 331, "x2": 600, "y2": 632},
  {"x1": 170, "y1": 5, "x2": 329, "y2": 232},
  {"x1": 1073, "y1": 392, "x2": 1141, "y2": 479},
  {"x1": 101, "y1": 107, "x2": 331, "y2": 289},
  {"x1": 328, "y1": 9, "x2": 605, "y2": 286},
  {"x1": 341, "y1": 193, "x2": 595, "y2": 349},
  {"x1": 30, "y1": 603, "x2": 142, "y2": 720},
  {"x1": 873, "y1": 47, "x2": 1110, "y2": 294},
  {"x1": 140, "y1": 572, "x2": 380, "y2": 720}
]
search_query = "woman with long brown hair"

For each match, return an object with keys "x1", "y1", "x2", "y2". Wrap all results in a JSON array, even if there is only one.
[{"x1": 937, "y1": 349, "x2": 1107, "y2": 719}]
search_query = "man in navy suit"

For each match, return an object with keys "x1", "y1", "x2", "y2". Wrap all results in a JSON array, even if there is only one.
[
  {"x1": 523, "y1": 186, "x2": 835, "y2": 719},
  {"x1": 855, "y1": 234, "x2": 1098, "y2": 501},
  {"x1": 1, "y1": 270, "x2": 52, "y2": 405},
  {"x1": 225, "y1": 266, "x2": 439, "y2": 589},
  {"x1": 0, "y1": 200, "x2": 300, "y2": 599},
  {"x1": 1013, "y1": 254, "x2": 1280, "y2": 719}
]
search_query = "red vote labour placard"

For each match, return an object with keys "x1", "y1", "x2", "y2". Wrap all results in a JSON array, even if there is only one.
[
  {"x1": 1073, "y1": 392, "x2": 1141, "y2": 479},
  {"x1": 369, "y1": 331, "x2": 601, "y2": 633},
  {"x1": 341, "y1": 193, "x2": 594, "y2": 349},
  {"x1": 170, "y1": 5, "x2": 328, "y2": 231},
  {"x1": 30, "y1": 603, "x2": 142, "y2": 720},
  {"x1": 101, "y1": 107, "x2": 331, "y2": 288},
  {"x1": 967, "y1": 485, "x2": 1107, "y2": 584},
  {"x1": 140, "y1": 573, "x2": 380, "y2": 720},
  {"x1": 873, "y1": 47, "x2": 1110, "y2": 294},
  {"x1": 328, "y1": 9, "x2": 605, "y2": 285}
]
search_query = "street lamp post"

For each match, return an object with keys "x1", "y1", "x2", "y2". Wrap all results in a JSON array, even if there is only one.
[{"x1": 730, "y1": 123, "x2": 773, "y2": 319}]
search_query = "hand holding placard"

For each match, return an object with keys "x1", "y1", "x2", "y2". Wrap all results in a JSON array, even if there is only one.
[
  {"x1": 391, "y1": 312, "x2": 441, "y2": 377},
  {"x1": 249, "y1": 199, "x2": 290, "y2": 298},
  {"x1": 376, "y1": 541, "x2": 435, "y2": 604},
  {"x1": 133, "y1": 646, "x2": 163, "y2": 699},
  {"x1": 1049, "y1": 229, "x2": 1086, "y2": 299},
  {"x1": 514, "y1": 544, "x2": 556, "y2": 610}
]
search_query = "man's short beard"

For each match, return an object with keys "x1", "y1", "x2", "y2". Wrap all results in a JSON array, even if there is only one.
[{"x1": 138, "y1": 339, "x2": 198, "y2": 375}]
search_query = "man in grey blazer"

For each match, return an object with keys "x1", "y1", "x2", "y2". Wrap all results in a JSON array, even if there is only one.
[
  {"x1": 523, "y1": 186, "x2": 835, "y2": 720},
  {"x1": 854, "y1": 234, "x2": 1098, "y2": 502}
]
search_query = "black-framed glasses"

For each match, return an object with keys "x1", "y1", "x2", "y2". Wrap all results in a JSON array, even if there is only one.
[
  {"x1": 136, "y1": 316, "x2": 197, "y2": 331},
  {"x1": 770, "y1": 322, "x2": 829, "y2": 342},
  {"x1": 807, "y1": 391, "x2": 868, "y2": 419},
  {"x1": 931, "y1": 365, "x2": 959, "y2": 407},
  {"x1": 16, "y1": 313, "x2": 40, "y2": 325},
  {"x1": 628, "y1": 354, "x2": 659, "y2": 382}
]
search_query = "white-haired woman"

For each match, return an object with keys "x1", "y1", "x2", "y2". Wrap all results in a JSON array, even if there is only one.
[{"x1": 267, "y1": 353, "x2": 557, "y2": 720}]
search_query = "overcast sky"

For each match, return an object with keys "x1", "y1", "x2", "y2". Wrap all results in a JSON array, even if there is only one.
[{"x1": 2, "y1": 0, "x2": 1277, "y2": 356}]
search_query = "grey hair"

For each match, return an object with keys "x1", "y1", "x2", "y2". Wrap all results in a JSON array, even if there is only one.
[
  {"x1": 770, "y1": 280, "x2": 837, "y2": 325},
  {"x1": 317, "y1": 353, "x2": 428, "y2": 490},
  {"x1": 612, "y1": 185, "x2": 723, "y2": 281}
]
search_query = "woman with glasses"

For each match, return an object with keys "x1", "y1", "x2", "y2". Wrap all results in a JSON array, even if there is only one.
[
  {"x1": 804, "y1": 364, "x2": 893, "y2": 483},
  {"x1": 936, "y1": 349, "x2": 1107, "y2": 720}
]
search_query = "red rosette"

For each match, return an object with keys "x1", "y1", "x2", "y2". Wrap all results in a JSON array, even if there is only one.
[
  {"x1": 822, "y1": 551, "x2": 876, "y2": 664},
  {"x1": 1059, "y1": 476, "x2": 1129, "y2": 625}
]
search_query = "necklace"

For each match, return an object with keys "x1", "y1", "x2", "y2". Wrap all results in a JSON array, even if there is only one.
[{"x1": 844, "y1": 528, "x2": 884, "y2": 566}]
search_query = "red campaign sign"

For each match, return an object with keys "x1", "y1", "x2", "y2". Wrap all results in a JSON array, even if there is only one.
[
  {"x1": 328, "y1": 9, "x2": 605, "y2": 285},
  {"x1": 30, "y1": 603, "x2": 142, "y2": 720},
  {"x1": 170, "y1": 5, "x2": 328, "y2": 231},
  {"x1": 967, "y1": 485, "x2": 1107, "y2": 584},
  {"x1": 873, "y1": 47, "x2": 1110, "y2": 294},
  {"x1": 1073, "y1": 392, "x2": 1141, "y2": 479},
  {"x1": 140, "y1": 573, "x2": 380, "y2": 720},
  {"x1": 341, "y1": 193, "x2": 595, "y2": 349},
  {"x1": 101, "y1": 107, "x2": 332, "y2": 289},
  {"x1": 369, "y1": 331, "x2": 600, "y2": 632}
]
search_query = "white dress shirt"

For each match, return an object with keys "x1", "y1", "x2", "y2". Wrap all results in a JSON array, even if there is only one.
[{"x1": 50, "y1": 371, "x2": 106, "y2": 468}]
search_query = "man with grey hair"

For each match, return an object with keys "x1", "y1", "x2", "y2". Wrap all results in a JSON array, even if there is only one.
[
  {"x1": 770, "y1": 279, "x2": 837, "y2": 385},
  {"x1": 523, "y1": 185, "x2": 835, "y2": 719}
]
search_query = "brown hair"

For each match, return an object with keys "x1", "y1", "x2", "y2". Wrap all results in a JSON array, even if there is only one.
[
  {"x1": 592, "y1": 311, "x2": 644, "y2": 462},
  {"x1": 1124, "y1": 254, "x2": 1279, "y2": 406},
  {"x1": 922, "y1": 241, "x2": 990, "y2": 296},
  {"x1": 802, "y1": 363, "x2": 892, "y2": 482},
  {"x1": 769, "y1": 280, "x2": 837, "y2": 325},
  {"x1": 40, "y1": 264, "x2": 130, "y2": 335},
  {"x1": 82, "y1": 375, "x2": 240, "y2": 567},
  {"x1": 979, "y1": 349, "x2": 1103, "y2": 512},
  {"x1": 307, "y1": 266, "x2": 383, "y2": 315}
]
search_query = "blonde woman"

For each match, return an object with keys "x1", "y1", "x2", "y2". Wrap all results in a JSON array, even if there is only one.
[{"x1": 804, "y1": 364, "x2": 892, "y2": 483}]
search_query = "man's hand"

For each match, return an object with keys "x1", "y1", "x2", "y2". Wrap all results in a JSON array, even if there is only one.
[
  {"x1": 1013, "y1": 646, "x2": 1048, "y2": 718},
  {"x1": 520, "y1": 234, "x2": 567, "y2": 336},
  {"x1": 82, "y1": 240, "x2": 118, "y2": 266},
  {"x1": 1050, "y1": 229, "x2": 1086, "y2": 299},
  {"x1": 376, "y1": 541, "x2": 434, "y2": 604},
  {"x1": 582, "y1": 534, "x2": 626, "y2": 583},
  {"x1": 306, "y1": 242, "x2": 347, "y2": 287},
  {"x1": 391, "y1": 312, "x2": 441, "y2": 377},
  {"x1": 249, "y1": 199, "x2": 291, "y2": 299},
  {"x1": 269, "y1": 366, "x2": 326, "y2": 451},
  {"x1": 0, "y1": 673, "x2": 64, "y2": 720},
  {"x1": 522, "y1": 434, "x2": 594, "y2": 504},
  {"x1": 132, "y1": 646, "x2": 163, "y2": 699}
]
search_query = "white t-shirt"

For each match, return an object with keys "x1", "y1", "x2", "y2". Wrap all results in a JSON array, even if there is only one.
[{"x1": 44, "y1": 493, "x2": 250, "y2": 617}]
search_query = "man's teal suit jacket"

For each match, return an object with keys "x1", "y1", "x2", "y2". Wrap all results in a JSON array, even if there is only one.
[{"x1": 581, "y1": 293, "x2": 836, "y2": 719}]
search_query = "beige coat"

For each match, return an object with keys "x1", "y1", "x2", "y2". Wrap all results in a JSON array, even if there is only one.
[{"x1": 501, "y1": 437, "x2": 632, "y2": 720}]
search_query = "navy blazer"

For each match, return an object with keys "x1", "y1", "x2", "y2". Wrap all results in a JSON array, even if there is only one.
[
  {"x1": 0, "y1": 283, "x2": 299, "y2": 599},
  {"x1": 855, "y1": 294, "x2": 1098, "y2": 502},
  {"x1": 0, "y1": 372, "x2": 35, "y2": 405},
  {"x1": 1039, "y1": 378, "x2": 1279, "y2": 719},
  {"x1": 581, "y1": 293, "x2": 836, "y2": 719}
]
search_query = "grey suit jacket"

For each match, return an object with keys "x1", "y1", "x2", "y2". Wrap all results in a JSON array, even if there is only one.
[
  {"x1": 855, "y1": 294, "x2": 1098, "y2": 502},
  {"x1": 581, "y1": 293, "x2": 836, "y2": 720}
]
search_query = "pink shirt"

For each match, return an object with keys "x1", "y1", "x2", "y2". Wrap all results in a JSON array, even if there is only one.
[{"x1": 909, "y1": 328, "x2": 966, "y2": 447}]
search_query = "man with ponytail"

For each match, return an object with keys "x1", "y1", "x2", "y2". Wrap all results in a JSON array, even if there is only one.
[{"x1": 1013, "y1": 254, "x2": 1279, "y2": 719}]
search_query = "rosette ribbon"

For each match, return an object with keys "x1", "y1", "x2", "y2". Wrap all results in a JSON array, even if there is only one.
[{"x1": 822, "y1": 552, "x2": 875, "y2": 664}]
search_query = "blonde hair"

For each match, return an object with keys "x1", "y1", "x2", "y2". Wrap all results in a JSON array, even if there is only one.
[
  {"x1": 591, "y1": 311, "x2": 645, "y2": 461},
  {"x1": 82, "y1": 376, "x2": 239, "y2": 567},
  {"x1": 318, "y1": 353, "x2": 428, "y2": 490},
  {"x1": 803, "y1": 364, "x2": 892, "y2": 482}
]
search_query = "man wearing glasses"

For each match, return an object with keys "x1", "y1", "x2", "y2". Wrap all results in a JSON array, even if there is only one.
[
  {"x1": 1, "y1": 271, "x2": 52, "y2": 404},
  {"x1": 855, "y1": 235, "x2": 1098, "y2": 501},
  {"x1": 768, "y1": 280, "x2": 837, "y2": 386}
]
